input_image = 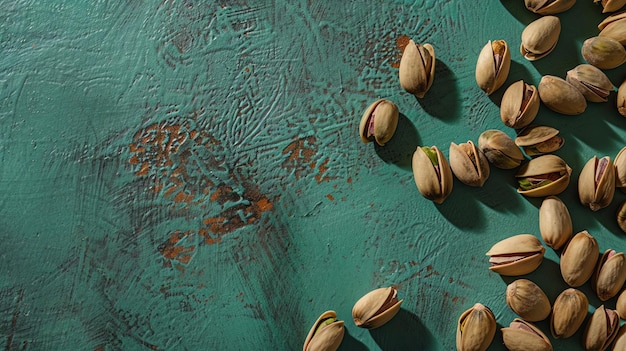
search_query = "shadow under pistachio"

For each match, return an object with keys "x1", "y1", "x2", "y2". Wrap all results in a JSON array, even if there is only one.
[
  {"x1": 474, "y1": 167, "x2": 526, "y2": 214},
  {"x1": 374, "y1": 113, "x2": 420, "y2": 171},
  {"x1": 434, "y1": 178, "x2": 487, "y2": 231},
  {"x1": 498, "y1": 0, "x2": 538, "y2": 25},
  {"x1": 488, "y1": 60, "x2": 536, "y2": 106},
  {"x1": 368, "y1": 309, "x2": 441, "y2": 351},
  {"x1": 417, "y1": 60, "x2": 461, "y2": 122},
  {"x1": 337, "y1": 327, "x2": 369, "y2": 351}
]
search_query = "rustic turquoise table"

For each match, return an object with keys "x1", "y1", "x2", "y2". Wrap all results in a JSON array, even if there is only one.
[{"x1": 1, "y1": 1, "x2": 626, "y2": 350}]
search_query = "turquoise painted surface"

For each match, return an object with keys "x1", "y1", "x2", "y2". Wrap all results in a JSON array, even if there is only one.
[{"x1": 0, "y1": 1, "x2": 625, "y2": 350}]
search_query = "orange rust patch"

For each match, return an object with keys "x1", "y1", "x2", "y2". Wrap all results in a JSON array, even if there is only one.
[
  {"x1": 326, "y1": 194, "x2": 334, "y2": 201},
  {"x1": 391, "y1": 34, "x2": 411, "y2": 69},
  {"x1": 158, "y1": 230, "x2": 196, "y2": 265}
]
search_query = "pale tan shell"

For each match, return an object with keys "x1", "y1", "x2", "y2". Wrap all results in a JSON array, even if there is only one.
[
  {"x1": 578, "y1": 156, "x2": 616, "y2": 211},
  {"x1": 618, "y1": 201, "x2": 626, "y2": 234},
  {"x1": 596, "y1": 0, "x2": 626, "y2": 13},
  {"x1": 599, "y1": 12, "x2": 626, "y2": 45},
  {"x1": 412, "y1": 146, "x2": 453, "y2": 204},
  {"x1": 500, "y1": 80, "x2": 540, "y2": 129},
  {"x1": 515, "y1": 125, "x2": 564, "y2": 157},
  {"x1": 399, "y1": 40, "x2": 435, "y2": 98},
  {"x1": 515, "y1": 154, "x2": 572, "y2": 197},
  {"x1": 501, "y1": 318, "x2": 553, "y2": 351},
  {"x1": 612, "y1": 324, "x2": 626, "y2": 351},
  {"x1": 566, "y1": 64, "x2": 614, "y2": 103},
  {"x1": 582, "y1": 36, "x2": 626, "y2": 70},
  {"x1": 476, "y1": 40, "x2": 511, "y2": 95},
  {"x1": 615, "y1": 146, "x2": 626, "y2": 187},
  {"x1": 550, "y1": 288, "x2": 588, "y2": 339},
  {"x1": 560, "y1": 230, "x2": 599, "y2": 287},
  {"x1": 539, "y1": 196, "x2": 572, "y2": 250},
  {"x1": 486, "y1": 234, "x2": 545, "y2": 276},
  {"x1": 593, "y1": 250, "x2": 626, "y2": 301},
  {"x1": 449, "y1": 141, "x2": 490, "y2": 187},
  {"x1": 538, "y1": 75, "x2": 587, "y2": 115},
  {"x1": 618, "y1": 79, "x2": 626, "y2": 116},
  {"x1": 352, "y1": 287, "x2": 403, "y2": 329},
  {"x1": 456, "y1": 303, "x2": 496, "y2": 351},
  {"x1": 521, "y1": 16, "x2": 561, "y2": 60},
  {"x1": 478, "y1": 130, "x2": 524, "y2": 169},
  {"x1": 525, "y1": 0, "x2": 575, "y2": 14},
  {"x1": 303, "y1": 310, "x2": 345, "y2": 351},
  {"x1": 583, "y1": 305, "x2": 620, "y2": 351},
  {"x1": 359, "y1": 99, "x2": 399, "y2": 146},
  {"x1": 617, "y1": 289, "x2": 626, "y2": 318},
  {"x1": 505, "y1": 279, "x2": 551, "y2": 322}
]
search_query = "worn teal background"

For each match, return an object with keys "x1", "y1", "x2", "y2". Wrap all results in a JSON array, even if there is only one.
[{"x1": 1, "y1": 1, "x2": 625, "y2": 350}]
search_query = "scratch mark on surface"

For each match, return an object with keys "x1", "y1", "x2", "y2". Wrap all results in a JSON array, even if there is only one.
[{"x1": 5, "y1": 289, "x2": 24, "y2": 351}]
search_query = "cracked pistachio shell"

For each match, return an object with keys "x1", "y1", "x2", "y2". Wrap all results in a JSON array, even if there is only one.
[
  {"x1": 583, "y1": 305, "x2": 620, "y2": 351},
  {"x1": 525, "y1": 0, "x2": 575, "y2": 14},
  {"x1": 521, "y1": 16, "x2": 561, "y2": 60},
  {"x1": 506, "y1": 279, "x2": 551, "y2": 322},
  {"x1": 515, "y1": 154, "x2": 572, "y2": 197},
  {"x1": 617, "y1": 290, "x2": 626, "y2": 318},
  {"x1": 359, "y1": 99, "x2": 399, "y2": 146},
  {"x1": 595, "y1": 0, "x2": 626, "y2": 13},
  {"x1": 612, "y1": 324, "x2": 626, "y2": 351},
  {"x1": 500, "y1": 80, "x2": 540, "y2": 129},
  {"x1": 515, "y1": 125, "x2": 564, "y2": 157},
  {"x1": 486, "y1": 234, "x2": 545, "y2": 276},
  {"x1": 502, "y1": 318, "x2": 553, "y2": 351},
  {"x1": 478, "y1": 130, "x2": 524, "y2": 169},
  {"x1": 476, "y1": 40, "x2": 511, "y2": 95},
  {"x1": 566, "y1": 64, "x2": 614, "y2": 103},
  {"x1": 412, "y1": 146, "x2": 453, "y2": 204},
  {"x1": 618, "y1": 201, "x2": 626, "y2": 234},
  {"x1": 615, "y1": 146, "x2": 626, "y2": 187},
  {"x1": 539, "y1": 196, "x2": 572, "y2": 250},
  {"x1": 352, "y1": 287, "x2": 403, "y2": 329},
  {"x1": 449, "y1": 141, "x2": 490, "y2": 187},
  {"x1": 399, "y1": 40, "x2": 435, "y2": 98},
  {"x1": 599, "y1": 12, "x2": 626, "y2": 45},
  {"x1": 593, "y1": 250, "x2": 626, "y2": 301},
  {"x1": 303, "y1": 311, "x2": 345, "y2": 351},
  {"x1": 618, "y1": 80, "x2": 626, "y2": 116},
  {"x1": 560, "y1": 230, "x2": 599, "y2": 287},
  {"x1": 582, "y1": 36, "x2": 626, "y2": 70},
  {"x1": 538, "y1": 75, "x2": 587, "y2": 115},
  {"x1": 550, "y1": 288, "x2": 589, "y2": 339},
  {"x1": 579, "y1": 156, "x2": 616, "y2": 211},
  {"x1": 456, "y1": 303, "x2": 496, "y2": 351}
]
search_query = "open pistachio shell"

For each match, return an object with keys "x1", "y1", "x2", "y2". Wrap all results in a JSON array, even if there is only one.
[
  {"x1": 515, "y1": 125, "x2": 564, "y2": 157},
  {"x1": 515, "y1": 154, "x2": 572, "y2": 197},
  {"x1": 539, "y1": 196, "x2": 572, "y2": 250},
  {"x1": 456, "y1": 303, "x2": 496, "y2": 351},
  {"x1": 449, "y1": 141, "x2": 490, "y2": 187},
  {"x1": 618, "y1": 79, "x2": 626, "y2": 116},
  {"x1": 352, "y1": 287, "x2": 403, "y2": 329},
  {"x1": 615, "y1": 146, "x2": 626, "y2": 187},
  {"x1": 583, "y1": 305, "x2": 620, "y2": 351},
  {"x1": 502, "y1": 318, "x2": 553, "y2": 351},
  {"x1": 486, "y1": 234, "x2": 545, "y2": 276},
  {"x1": 566, "y1": 64, "x2": 614, "y2": 103},
  {"x1": 478, "y1": 130, "x2": 525, "y2": 169},
  {"x1": 619, "y1": 201, "x2": 626, "y2": 234},
  {"x1": 521, "y1": 16, "x2": 561, "y2": 61},
  {"x1": 412, "y1": 146, "x2": 453, "y2": 204},
  {"x1": 399, "y1": 40, "x2": 435, "y2": 98},
  {"x1": 525, "y1": 0, "x2": 575, "y2": 14},
  {"x1": 550, "y1": 288, "x2": 588, "y2": 339},
  {"x1": 593, "y1": 250, "x2": 626, "y2": 301},
  {"x1": 579, "y1": 156, "x2": 616, "y2": 211},
  {"x1": 303, "y1": 311, "x2": 345, "y2": 351},
  {"x1": 595, "y1": 0, "x2": 626, "y2": 13},
  {"x1": 359, "y1": 99, "x2": 399, "y2": 146},
  {"x1": 612, "y1": 324, "x2": 626, "y2": 350},
  {"x1": 582, "y1": 36, "x2": 626, "y2": 70},
  {"x1": 599, "y1": 11, "x2": 626, "y2": 45},
  {"x1": 560, "y1": 230, "x2": 599, "y2": 287},
  {"x1": 476, "y1": 40, "x2": 511, "y2": 95},
  {"x1": 538, "y1": 75, "x2": 587, "y2": 115},
  {"x1": 506, "y1": 279, "x2": 551, "y2": 322},
  {"x1": 500, "y1": 80, "x2": 540, "y2": 129}
]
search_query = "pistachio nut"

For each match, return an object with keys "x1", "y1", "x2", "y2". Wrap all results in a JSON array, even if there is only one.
[
  {"x1": 582, "y1": 36, "x2": 626, "y2": 70},
  {"x1": 500, "y1": 80, "x2": 540, "y2": 129},
  {"x1": 550, "y1": 288, "x2": 589, "y2": 339},
  {"x1": 303, "y1": 310, "x2": 345, "y2": 351},
  {"x1": 399, "y1": 40, "x2": 435, "y2": 98},
  {"x1": 515, "y1": 154, "x2": 572, "y2": 197},
  {"x1": 525, "y1": 0, "x2": 575, "y2": 14},
  {"x1": 618, "y1": 79, "x2": 626, "y2": 116},
  {"x1": 456, "y1": 303, "x2": 496, "y2": 351},
  {"x1": 538, "y1": 75, "x2": 587, "y2": 115},
  {"x1": 593, "y1": 249, "x2": 626, "y2": 301},
  {"x1": 539, "y1": 195, "x2": 572, "y2": 250},
  {"x1": 501, "y1": 318, "x2": 553, "y2": 351},
  {"x1": 579, "y1": 155, "x2": 616, "y2": 211},
  {"x1": 478, "y1": 130, "x2": 524, "y2": 169},
  {"x1": 615, "y1": 146, "x2": 626, "y2": 187},
  {"x1": 515, "y1": 125, "x2": 564, "y2": 157},
  {"x1": 566, "y1": 64, "x2": 614, "y2": 103},
  {"x1": 352, "y1": 287, "x2": 403, "y2": 329},
  {"x1": 475, "y1": 40, "x2": 511, "y2": 95},
  {"x1": 560, "y1": 230, "x2": 599, "y2": 287},
  {"x1": 449, "y1": 141, "x2": 490, "y2": 187},
  {"x1": 583, "y1": 305, "x2": 620, "y2": 351},
  {"x1": 486, "y1": 234, "x2": 545, "y2": 276},
  {"x1": 505, "y1": 279, "x2": 551, "y2": 322},
  {"x1": 520, "y1": 16, "x2": 561, "y2": 61},
  {"x1": 617, "y1": 289, "x2": 626, "y2": 319},
  {"x1": 412, "y1": 146, "x2": 453, "y2": 204},
  {"x1": 595, "y1": 0, "x2": 626, "y2": 13},
  {"x1": 599, "y1": 11, "x2": 626, "y2": 45},
  {"x1": 612, "y1": 324, "x2": 626, "y2": 351},
  {"x1": 359, "y1": 99, "x2": 399, "y2": 146},
  {"x1": 618, "y1": 201, "x2": 626, "y2": 233}
]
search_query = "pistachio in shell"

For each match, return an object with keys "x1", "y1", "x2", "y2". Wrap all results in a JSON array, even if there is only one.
[
  {"x1": 399, "y1": 40, "x2": 435, "y2": 98},
  {"x1": 615, "y1": 146, "x2": 626, "y2": 187},
  {"x1": 515, "y1": 125, "x2": 564, "y2": 157},
  {"x1": 505, "y1": 279, "x2": 551, "y2": 322},
  {"x1": 478, "y1": 130, "x2": 524, "y2": 169},
  {"x1": 617, "y1": 289, "x2": 626, "y2": 319},
  {"x1": 525, "y1": 0, "x2": 575, "y2": 14},
  {"x1": 583, "y1": 305, "x2": 620, "y2": 351},
  {"x1": 538, "y1": 75, "x2": 587, "y2": 115},
  {"x1": 475, "y1": 40, "x2": 511, "y2": 95},
  {"x1": 501, "y1": 318, "x2": 553, "y2": 351},
  {"x1": 566, "y1": 64, "x2": 614, "y2": 103},
  {"x1": 449, "y1": 141, "x2": 490, "y2": 187},
  {"x1": 582, "y1": 36, "x2": 626, "y2": 70},
  {"x1": 456, "y1": 303, "x2": 496, "y2": 351},
  {"x1": 560, "y1": 230, "x2": 599, "y2": 287},
  {"x1": 359, "y1": 99, "x2": 399, "y2": 146},
  {"x1": 599, "y1": 11, "x2": 626, "y2": 45},
  {"x1": 539, "y1": 195, "x2": 572, "y2": 250},
  {"x1": 578, "y1": 155, "x2": 616, "y2": 211},
  {"x1": 595, "y1": 0, "x2": 626, "y2": 13},
  {"x1": 303, "y1": 311, "x2": 345, "y2": 351},
  {"x1": 412, "y1": 146, "x2": 453, "y2": 204},
  {"x1": 352, "y1": 287, "x2": 403, "y2": 329},
  {"x1": 618, "y1": 201, "x2": 626, "y2": 234},
  {"x1": 515, "y1": 154, "x2": 572, "y2": 197},
  {"x1": 520, "y1": 16, "x2": 561, "y2": 61},
  {"x1": 550, "y1": 288, "x2": 589, "y2": 339},
  {"x1": 612, "y1": 324, "x2": 626, "y2": 351},
  {"x1": 593, "y1": 249, "x2": 626, "y2": 301},
  {"x1": 500, "y1": 80, "x2": 540, "y2": 129},
  {"x1": 618, "y1": 79, "x2": 626, "y2": 116},
  {"x1": 486, "y1": 234, "x2": 545, "y2": 276}
]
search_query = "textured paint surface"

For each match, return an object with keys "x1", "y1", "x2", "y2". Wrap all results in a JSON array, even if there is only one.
[{"x1": 1, "y1": 1, "x2": 625, "y2": 350}]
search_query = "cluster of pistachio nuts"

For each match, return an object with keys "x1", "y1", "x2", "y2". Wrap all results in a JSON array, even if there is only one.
[{"x1": 302, "y1": 287, "x2": 402, "y2": 351}]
